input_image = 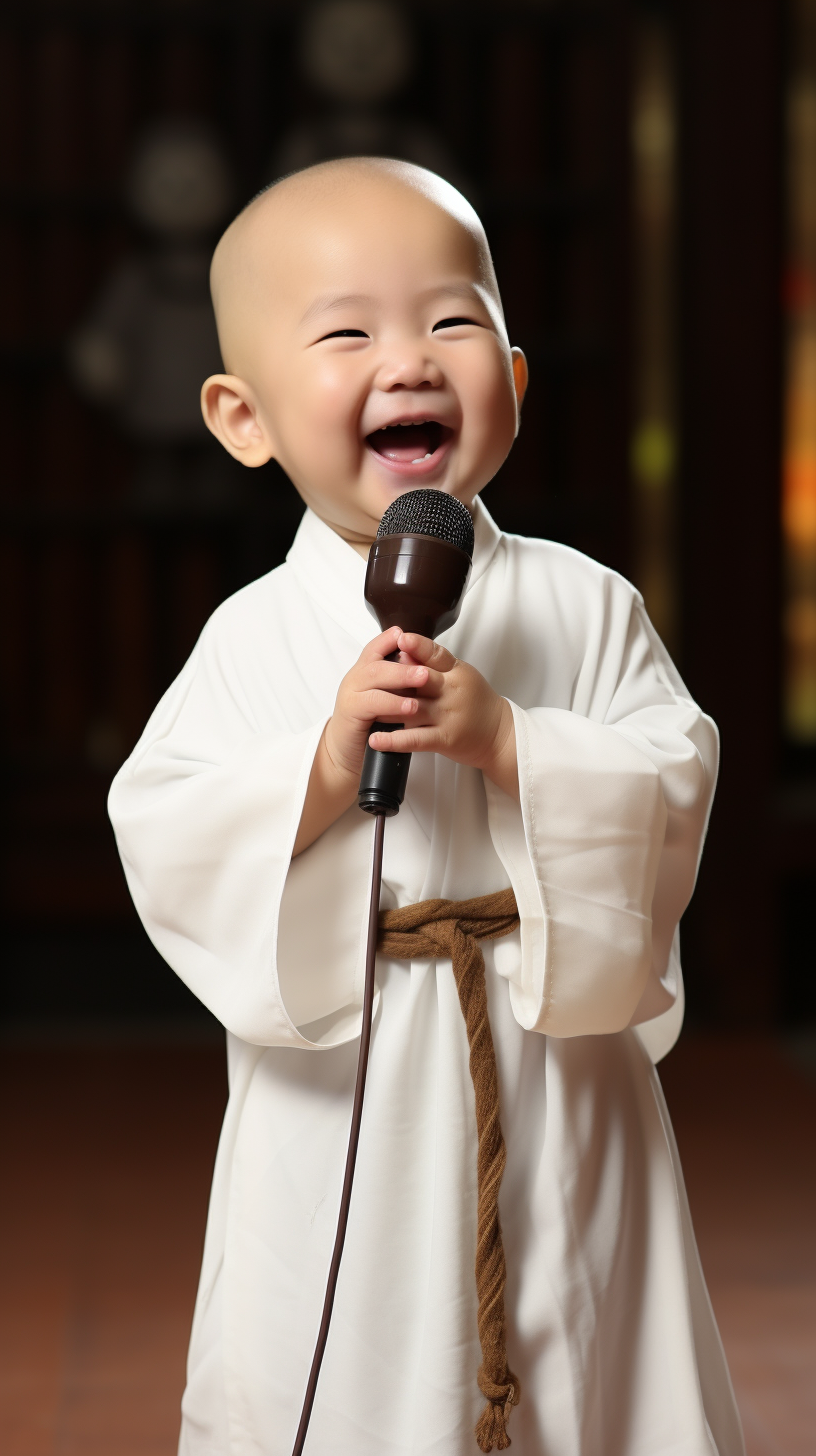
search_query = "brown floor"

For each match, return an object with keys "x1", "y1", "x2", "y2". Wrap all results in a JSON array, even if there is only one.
[
  {"x1": 659, "y1": 1038, "x2": 816, "y2": 1456},
  {"x1": 0, "y1": 1032, "x2": 813, "y2": 1456}
]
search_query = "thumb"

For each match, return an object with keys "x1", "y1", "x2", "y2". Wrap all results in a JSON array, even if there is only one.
[{"x1": 397, "y1": 632, "x2": 457, "y2": 671}]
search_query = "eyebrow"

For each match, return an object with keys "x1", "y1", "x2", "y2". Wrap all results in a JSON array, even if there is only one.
[
  {"x1": 299, "y1": 293, "x2": 374, "y2": 326},
  {"x1": 422, "y1": 283, "x2": 484, "y2": 305},
  {"x1": 299, "y1": 282, "x2": 487, "y2": 328}
]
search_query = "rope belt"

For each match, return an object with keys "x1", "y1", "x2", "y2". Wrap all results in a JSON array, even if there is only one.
[{"x1": 378, "y1": 887, "x2": 522, "y2": 1453}]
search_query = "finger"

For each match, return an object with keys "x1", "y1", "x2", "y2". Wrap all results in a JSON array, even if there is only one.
[
  {"x1": 368, "y1": 723, "x2": 446, "y2": 753},
  {"x1": 411, "y1": 666, "x2": 446, "y2": 697},
  {"x1": 361, "y1": 659, "x2": 429, "y2": 692},
  {"x1": 396, "y1": 633, "x2": 457, "y2": 672},
  {"x1": 360, "y1": 626, "x2": 404, "y2": 663},
  {"x1": 358, "y1": 692, "x2": 421, "y2": 724}
]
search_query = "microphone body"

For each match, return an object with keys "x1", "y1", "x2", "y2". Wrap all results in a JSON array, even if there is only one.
[
  {"x1": 358, "y1": 495, "x2": 474, "y2": 817},
  {"x1": 364, "y1": 533, "x2": 472, "y2": 637}
]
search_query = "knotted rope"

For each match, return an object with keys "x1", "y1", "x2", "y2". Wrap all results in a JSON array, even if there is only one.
[{"x1": 378, "y1": 888, "x2": 521, "y2": 1452}]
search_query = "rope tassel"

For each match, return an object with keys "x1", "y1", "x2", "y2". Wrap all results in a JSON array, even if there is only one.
[{"x1": 378, "y1": 889, "x2": 522, "y2": 1452}]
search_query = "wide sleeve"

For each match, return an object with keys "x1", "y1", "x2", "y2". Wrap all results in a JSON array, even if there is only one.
[
  {"x1": 108, "y1": 615, "x2": 376, "y2": 1050},
  {"x1": 485, "y1": 592, "x2": 717, "y2": 1053}
]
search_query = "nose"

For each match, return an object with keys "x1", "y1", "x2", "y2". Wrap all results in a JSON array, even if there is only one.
[{"x1": 374, "y1": 347, "x2": 444, "y2": 393}]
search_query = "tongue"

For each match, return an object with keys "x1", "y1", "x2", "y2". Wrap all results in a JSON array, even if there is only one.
[{"x1": 369, "y1": 423, "x2": 435, "y2": 462}]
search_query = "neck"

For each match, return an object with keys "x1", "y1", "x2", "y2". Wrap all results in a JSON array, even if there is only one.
[
  {"x1": 311, "y1": 510, "x2": 375, "y2": 559},
  {"x1": 341, "y1": 534, "x2": 375, "y2": 560}
]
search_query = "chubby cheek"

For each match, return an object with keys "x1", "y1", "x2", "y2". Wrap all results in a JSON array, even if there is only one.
[
  {"x1": 305, "y1": 358, "x2": 357, "y2": 429},
  {"x1": 275, "y1": 360, "x2": 362, "y2": 475},
  {"x1": 460, "y1": 358, "x2": 519, "y2": 486}
]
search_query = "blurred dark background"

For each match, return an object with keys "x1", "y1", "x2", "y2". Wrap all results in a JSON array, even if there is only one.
[{"x1": 0, "y1": 0, "x2": 813, "y2": 1036}]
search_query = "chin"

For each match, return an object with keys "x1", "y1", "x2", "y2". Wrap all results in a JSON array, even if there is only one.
[{"x1": 367, "y1": 466, "x2": 457, "y2": 504}]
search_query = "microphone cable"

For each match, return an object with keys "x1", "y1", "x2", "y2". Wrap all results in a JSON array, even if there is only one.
[{"x1": 290, "y1": 808, "x2": 386, "y2": 1456}]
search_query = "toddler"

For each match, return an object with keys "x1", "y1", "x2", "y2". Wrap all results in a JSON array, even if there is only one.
[{"x1": 110, "y1": 158, "x2": 744, "y2": 1456}]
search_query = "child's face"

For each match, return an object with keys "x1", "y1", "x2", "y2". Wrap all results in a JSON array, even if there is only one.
[{"x1": 206, "y1": 175, "x2": 527, "y2": 548}]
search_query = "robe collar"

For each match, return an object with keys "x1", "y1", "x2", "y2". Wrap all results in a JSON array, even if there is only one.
[{"x1": 286, "y1": 495, "x2": 503, "y2": 645}]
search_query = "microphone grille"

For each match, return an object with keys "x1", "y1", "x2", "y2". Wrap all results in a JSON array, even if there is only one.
[{"x1": 376, "y1": 489, "x2": 474, "y2": 559}]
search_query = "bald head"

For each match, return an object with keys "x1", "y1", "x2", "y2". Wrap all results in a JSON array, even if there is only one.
[
  {"x1": 210, "y1": 157, "x2": 503, "y2": 374},
  {"x1": 200, "y1": 154, "x2": 527, "y2": 547}
]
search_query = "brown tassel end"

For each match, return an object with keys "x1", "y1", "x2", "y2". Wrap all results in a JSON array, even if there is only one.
[
  {"x1": 474, "y1": 1383, "x2": 519, "y2": 1453},
  {"x1": 474, "y1": 1398, "x2": 512, "y2": 1451}
]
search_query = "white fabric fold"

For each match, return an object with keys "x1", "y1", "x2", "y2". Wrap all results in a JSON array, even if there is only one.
[
  {"x1": 489, "y1": 704, "x2": 667, "y2": 1036},
  {"x1": 112, "y1": 709, "x2": 333, "y2": 1047}
]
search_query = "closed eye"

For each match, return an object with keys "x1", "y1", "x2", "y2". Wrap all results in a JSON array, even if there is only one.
[
  {"x1": 432, "y1": 316, "x2": 482, "y2": 331},
  {"x1": 317, "y1": 328, "x2": 369, "y2": 341}
]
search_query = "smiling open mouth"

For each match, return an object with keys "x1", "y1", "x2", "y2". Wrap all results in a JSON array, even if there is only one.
[{"x1": 366, "y1": 420, "x2": 452, "y2": 464}]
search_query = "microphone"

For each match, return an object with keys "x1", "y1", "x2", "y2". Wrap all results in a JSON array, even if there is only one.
[{"x1": 358, "y1": 490, "x2": 474, "y2": 817}]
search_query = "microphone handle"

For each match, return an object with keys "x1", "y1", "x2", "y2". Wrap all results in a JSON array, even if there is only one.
[{"x1": 358, "y1": 724, "x2": 411, "y2": 817}]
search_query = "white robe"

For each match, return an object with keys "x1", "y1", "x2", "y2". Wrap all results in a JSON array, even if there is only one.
[{"x1": 109, "y1": 499, "x2": 745, "y2": 1456}]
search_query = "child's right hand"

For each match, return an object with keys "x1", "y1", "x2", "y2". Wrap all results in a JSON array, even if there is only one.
[
  {"x1": 325, "y1": 625, "x2": 428, "y2": 780},
  {"x1": 293, "y1": 626, "x2": 427, "y2": 855}
]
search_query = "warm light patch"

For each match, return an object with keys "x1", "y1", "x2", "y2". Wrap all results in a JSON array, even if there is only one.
[{"x1": 782, "y1": 18, "x2": 816, "y2": 742}]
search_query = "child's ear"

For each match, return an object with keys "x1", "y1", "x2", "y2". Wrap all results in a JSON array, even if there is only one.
[
  {"x1": 200, "y1": 374, "x2": 277, "y2": 466},
  {"x1": 511, "y1": 348, "x2": 528, "y2": 410},
  {"x1": 510, "y1": 348, "x2": 528, "y2": 439}
]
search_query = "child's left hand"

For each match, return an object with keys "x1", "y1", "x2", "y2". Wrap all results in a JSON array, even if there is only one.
[{"x1": 367, "y1": 631, "x2": 519, "y2": 801}]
